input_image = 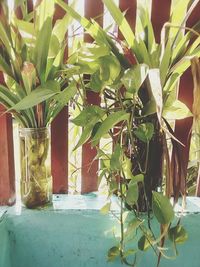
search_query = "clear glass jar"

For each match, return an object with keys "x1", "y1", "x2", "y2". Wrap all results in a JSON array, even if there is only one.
[{"x1": 19, "y1": 127, "x2": 52, "y2": 208}]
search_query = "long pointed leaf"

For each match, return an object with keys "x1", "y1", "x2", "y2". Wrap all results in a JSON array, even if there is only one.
[
  {"x1": 10, "y1": 81, "x2": 60, "y2": 111},
  {"x1": 56, "y1": 0, "x2": 109, "y2": 46},
  {"x1": 34, "y1": 18, "x2": 52, "y2": 82},
  {"x1": 103, "y1": 0, "x2": 135, "y2": 48},
  {"x1": 92, "y1": 111, "x2": 129, "y2": 146},
  {"x1": 103, "y1": 0, "x2": 135, "y2": 47}
]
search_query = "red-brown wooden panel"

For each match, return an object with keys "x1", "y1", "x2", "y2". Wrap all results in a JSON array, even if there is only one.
[
  {"x1": 114, "y1": 0, "x2": 137, "y2": 142},
  {"x1": 151, "y1": 0, "x2": 171, "y2": 43},
  {"x1": 51, "y1": 1, "x2": 68, "y2": 194},
  {"x1": 186, "y1": 2, "x2": 200, "y2": 196},
  {"x1": 81, "y1": 0, "x2": 103, "y2": 194},
  {"x1": 0, "y1": 75, "x2": 15, "y2": 205},
  {"x1": 51, "y1": 108, "x2": 68, "y2": 193},
  {"x1": 172, "y1": 2, "x2": 200, "y2": 196},
  {"x1": 119, "y1": 0, "x2": 137, "y2": 37}
]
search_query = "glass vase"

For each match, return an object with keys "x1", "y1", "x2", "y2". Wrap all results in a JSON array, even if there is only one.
[{"x1": 19, "y1": 127, "x2": 52, "y2": 208}]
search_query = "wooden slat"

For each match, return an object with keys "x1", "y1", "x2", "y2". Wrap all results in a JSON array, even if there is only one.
[
  {"x1": 113, "y1": 0, "x2": 137, "y2": 140},
  {"x1": 151, "y1": 0, "x2": 172, "y2": 195},
  {"x1": 172, "y1": 2, "x2": 200, "y2": 197},
  {"x1": 0, "y1": 72, "x2": 15, "y2": 205},
  {"x1": 186, "y1": 2, "x2": 200, "y2": 196},
  {"x1": 151, "y1": 0, "x2": 171, "y2": 43},
  {"x1": 81, "y1": 0, "x2": 103, "y2": 194},
  {"x1": 119, "y1": 0, "x2": 137, "y2": 37},
  {"x1": 172, "y1": 71, "x2": 193, "y2": 196},
  {"x1": 51, "y1": 1, "x2": 68, "y2": 194},
  {"x1": 51, "y1": 108, "x2": 68, "y2": 193}
]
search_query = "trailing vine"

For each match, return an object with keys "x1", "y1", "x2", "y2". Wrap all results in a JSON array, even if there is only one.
[{"x1": 56, "y1": 0, "x2": 200, "y2": 265}]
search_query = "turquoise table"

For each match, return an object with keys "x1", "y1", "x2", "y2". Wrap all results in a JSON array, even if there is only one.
[{"x1": 0, "y1": 195, "x2": 200, "y2": 267}]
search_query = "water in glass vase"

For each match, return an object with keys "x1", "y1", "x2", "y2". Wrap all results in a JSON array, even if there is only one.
[{"x1": 19, "y1": 127, "x2": 52, "y2": 208}]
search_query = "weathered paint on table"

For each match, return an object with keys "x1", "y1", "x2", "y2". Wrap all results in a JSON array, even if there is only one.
[{"x1": 0, "y1": 195, "x2": 200, "y2": 267}]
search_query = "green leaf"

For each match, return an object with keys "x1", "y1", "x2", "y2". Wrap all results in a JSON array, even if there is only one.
[
  {"x1": 0, "y1": 55, "x2": 14, "y2": 78},
  {"x1": 73, "y1": 123, "x2": 94, "y2": 151},
  {"x1": 89, "y1": 71, "x2": 105, "y2": 92},
  {"x1": 163, "y1": 100, "x2": 193, "y2": 120},
  {"x1": 52, "y1": 12, "x2": 73, "y2": 45},
  {"x1": 142, "y1": 98, "x2": 156, "y2": 116},
  {"x1": 109, "y1": 180, "x2": 118, "y2": 193},
  {"x1": 168, "y1": 0, "x2": 190, "y2": 40},
  {"x1": 121, "y1": 64, "x2": 149, "y2": 94},
  {"x1": 123, "y1": 249, "x2": 137, "y2": 257},
  {"x1": 160, "y1": 42, "x2": 172, "y2": 86},
  {"x1": 98, "y1": 55, "x2": 121, "y2": 84},
  {"x1": 14, "y1": 19, "x2": 35, "y2": 36},
  {"x1": 107, "y1": 246, "x2": 120, "y2": 262},
  {"x1": 49, "y1": 35, "x2": 60, "y2": 58},
  {"x1": 147, "y1": 69, "x2": 163, "y2": 123},
  {"x1": 91, "y1": 122, "x2": 102, "y2": 138},
  {"x1": 100, "y1": 202, "x2": 111, "y2": 215},
  {"x1": 103, "y1": 0, "x2": 135, "y2": 48},
  {"x1": 168, "y1": 225, "x2": 188, "y2": 244},
  {"x1": 56, "y1": 0, "x2": 109, "y2": 46},
  {"x1": 125, "y1": 218, "x2": 143, "y2": 237},
  {"x1": 138, "y1": 235, "x2": 151, "y2": 251},
  {"x1": 35, "y1": 0, "x2": 55, "y2": 31},
  {"x1": 74, "y1": 43, "x2": 110, "y2": 61},
  {"x1": 131, "y1": 174, "x2": 144, "y2": 183},
  {"x1": 110, "y1": 144, "x2": 122, "y2": 171},
  {"x1": 34, "y1": 17, "x2": 52, "y2": 82},
  {"x1": 0, "y1": 22, "x2": 12, "y2": 57},
  {"x1": 136, "y1": 6, "x2": 156, "y2": 54},
  {"x1": 72, "y1": 106, "x2": 104, "y2": 126},
  {"x1": 0, "y1": 84, "x2": 20, "y2": 107},
  {"x1": 92, "y1": 111, "x2": 129, "y2": 146},
  {"x1": 11, "y1": 81, "x2": 60, "y2": 110},
  {"x1": 134, "y1": 123, "x2": 154, "y2": 142},
  {"x1": 132, "y1": 38, "x2": 151, "y2": 66},
  {"x1": 126, "y1": 180, "x2": 139, "y2": 206},
  {"x1": 52, "y1": 82, "x2": 76, "y2": 106},
  {"x1": 46, "y1": 82, "x2": 77, "y2": 124},
  {"x1": 152, "y1": 191, "x2": 174, "y2": 225},
  {"x1": 21, "y1": 62, "x2": 37, "y2": 94},
  {"x1": 87, "y1": 55, "x2": 121, "y2": 92},
  {"x1": 122, "y1": 157, "x2": 133, "y2": 179}
]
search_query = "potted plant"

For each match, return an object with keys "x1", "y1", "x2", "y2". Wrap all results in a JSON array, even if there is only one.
[
  {"x1": 0, "y1": 0, "x2": 77, "y2": 208},
  {"x1": 57, "y1": 0, "x2": 200, "y2": 266}
]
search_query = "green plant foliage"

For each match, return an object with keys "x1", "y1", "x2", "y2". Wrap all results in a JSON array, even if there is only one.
[
  {"x1": 0, "y1": 0, "x2": 76, "y2": 127},
  {"x1": 107, "y1": 246, "x2": 120, "y2": 262},
  {"x1": 72, "y1": 105, "x2": 104, "y2": 126},
  {"x1": 122, "y1": 157, "x2": 134, "y2": 179},
  {"x1": 125, "y1": 180, "x2": 139, "y2": 206},
  {"x1": 124, "y1": 218, "x2": 143, "y2": 238},
  {"x1": 92, "y1": 111, "x2": 129, "y2": 146},
  {"x1": 100, "y1": 202, "x2": 111, "y2": 215},
  {"x1": 102, "y1": 0, "x2": 135, "y2": 48},
  {"x1": 11, "y1": 81, "x2": 60, "y2": 111},
  {"x1": 138, "y1": 235, "x2": 151, "y2": 251},
  {"x1": 134, "y1": 123, "x2": 154, "y2": 142},
  {"x1": 168, "y1": 225, "x2": 188, "y2": 244},
  {"x1": 163, "y1": 99, "x2": 193, "y2": 120},
  {"x1": 110, "y1": 144, "x2": 122, "y2": 171},
  {"x1": 152, "y1": 192, "x2": 175, "y2": 225},
  {"x1": 56, "y1": 0, "x2": 199, "y2": 265},
  {"x1": 121, "y1": 64, "x2": 149, "y2": 94}
]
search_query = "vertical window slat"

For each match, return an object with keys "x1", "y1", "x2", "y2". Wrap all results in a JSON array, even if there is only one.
[
  {"x1": 51, "y1": 1, "x2": 69, "y2": 194},
  {"x1": 0, "y1": 69, "x2": 15, "y2": 205},
  {"x1": 81, "y1": 0, "x2": 103, "y2": 194}
]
